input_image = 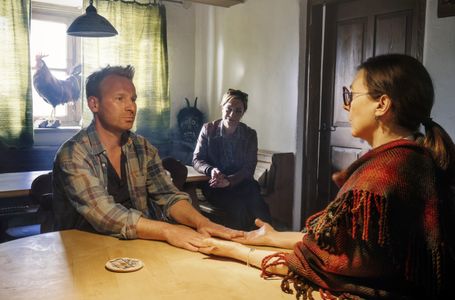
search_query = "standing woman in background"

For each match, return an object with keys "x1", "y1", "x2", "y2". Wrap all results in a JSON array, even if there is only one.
[
  {"x1": 193, "y1": 89, "x2": 272, "y2": 231},
  {"x1": 199, "y1": 54, "x2": 455, "y2": 299}
]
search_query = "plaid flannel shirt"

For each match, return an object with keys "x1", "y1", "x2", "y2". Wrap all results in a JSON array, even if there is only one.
[{"x1": 53, "y1": 122, "x2": 190, "y2": 239}]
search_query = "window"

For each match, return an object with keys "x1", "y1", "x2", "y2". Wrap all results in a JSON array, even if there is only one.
[{"x1": 30, "y1": 1, "x2": 82, "y2": 127}]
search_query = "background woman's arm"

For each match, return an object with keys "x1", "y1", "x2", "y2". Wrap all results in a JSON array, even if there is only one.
[{"x1": 192, "y1": 123, "x2": 214, "y2": 175}]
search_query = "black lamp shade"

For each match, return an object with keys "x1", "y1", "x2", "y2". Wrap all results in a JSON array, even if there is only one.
[{"x1": 67, "y1": 2, "x2": 118, "y2": 37}]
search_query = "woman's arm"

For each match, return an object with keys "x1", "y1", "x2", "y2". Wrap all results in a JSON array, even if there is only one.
[
  {"x1": 232, "y1": 219, "x2": 303, "y2": 249},
  {"x1": 199, "y1": 238, "x2": 289, "y2": 276},
  {"x1": 192, "y1": 123, "x2": 214, "y2": 175}
]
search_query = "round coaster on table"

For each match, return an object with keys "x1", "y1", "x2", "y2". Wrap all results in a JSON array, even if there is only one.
[{"x1": 105, "y1": 257, "x2": 144, "y2": 272}]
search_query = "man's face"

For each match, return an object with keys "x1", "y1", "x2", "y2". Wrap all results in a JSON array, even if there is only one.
[{"x1": 89, "y1": 74, "x2": 137, "y2": 135}]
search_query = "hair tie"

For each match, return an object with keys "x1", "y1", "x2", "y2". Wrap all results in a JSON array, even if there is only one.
[{"x1": 422, "y1": 117, "x2": 433, "y2": 127}]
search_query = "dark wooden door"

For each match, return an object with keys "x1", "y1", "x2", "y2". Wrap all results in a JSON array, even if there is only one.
[{"x1": 301, "y1": 0, "x2": 425, "y2": 224}]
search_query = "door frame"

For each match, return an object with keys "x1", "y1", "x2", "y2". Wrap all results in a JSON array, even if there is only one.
[{"x1": 299, "y1": 0, "x2": 426, "y2": 227}]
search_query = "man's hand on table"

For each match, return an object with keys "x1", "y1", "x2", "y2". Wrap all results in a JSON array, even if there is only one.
[
  {"x1": 160, "y1": 219, "x2": 243, "y2": 252},
  {"x1": 163, "y1": 224, "x2": 207, "y2": 252},
  {"x1": 196, "y1": 218, "x2": 244, "y2": 240}
]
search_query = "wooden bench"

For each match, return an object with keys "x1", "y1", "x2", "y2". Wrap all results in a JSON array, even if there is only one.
[{"x1": 197, "y1": 150, "x2": 295, "y2": 230}]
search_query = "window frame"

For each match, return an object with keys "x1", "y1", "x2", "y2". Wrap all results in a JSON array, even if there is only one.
[{"x1": 31, "y1": 1, "x2": 82, "y2": 127}]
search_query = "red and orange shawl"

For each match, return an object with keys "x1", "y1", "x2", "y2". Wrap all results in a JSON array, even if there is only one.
[{"x1": 263, "y1": 140, "x2": 450, "y2": 299}]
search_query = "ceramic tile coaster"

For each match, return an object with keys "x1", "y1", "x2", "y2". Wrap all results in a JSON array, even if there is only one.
[{"x1": 105, "y1": 257, "x2": 144, "y2": 272}]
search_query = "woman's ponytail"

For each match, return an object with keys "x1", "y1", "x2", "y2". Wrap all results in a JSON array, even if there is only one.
[{"x1": 421, "y1": 119, "x2": 455, "y2": 172}]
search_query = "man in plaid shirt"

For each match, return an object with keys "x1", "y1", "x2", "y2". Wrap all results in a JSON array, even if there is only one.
[{"x1": 53, "y1": 65, "x2": 242, "y2": 251}]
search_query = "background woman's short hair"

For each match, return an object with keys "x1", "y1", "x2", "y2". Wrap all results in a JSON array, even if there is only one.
[{"x1": 221, "y1": 88, "x2": 249, "y2": 112}]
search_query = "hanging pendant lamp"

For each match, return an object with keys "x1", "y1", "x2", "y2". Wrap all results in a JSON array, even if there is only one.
[{"x1": 67, "y1": 0, "x2": 118, "y2": 37}]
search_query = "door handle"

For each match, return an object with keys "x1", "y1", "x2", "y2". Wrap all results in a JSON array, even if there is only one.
[{"x1": 320, "y1": 123, "x2": 337, "y2": 132}]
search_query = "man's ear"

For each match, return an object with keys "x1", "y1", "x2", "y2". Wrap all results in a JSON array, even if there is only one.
[
  {"x1": 87, "y1": 96, "x2": 99, "y2": 113},
  {"x1": 375, "y1": 94, "x2": 393, "y2": 118}
]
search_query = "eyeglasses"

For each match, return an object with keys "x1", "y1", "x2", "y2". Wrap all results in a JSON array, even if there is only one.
[{"x1": 342, "y1": 86, "x2": 371, "y2": 107}]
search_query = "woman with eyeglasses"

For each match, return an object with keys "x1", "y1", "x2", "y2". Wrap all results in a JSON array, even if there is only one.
[
  {"x1": 192, "y1": 88, "x2": 272, "y2": 231},
  {"x1": 199, "y1": 54, "x2": 455, "y2": 299}
]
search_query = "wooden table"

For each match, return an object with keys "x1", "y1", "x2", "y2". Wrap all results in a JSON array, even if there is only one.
[
  {"x1": 0, "y1": 170, "x2": 51, "y2": 199},
  {"x1": 186, "y1": 165, "x2": 209, "y2": 182},
  {"x1": 0, "y1": 230, "x2": 296, "y2": 300}
]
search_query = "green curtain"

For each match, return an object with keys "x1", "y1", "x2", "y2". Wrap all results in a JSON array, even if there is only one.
[
  {"x1": 0, "y1": 0, "x2": 33, "y2": 149},
  {"x1": 82, "y1": 0, "x2": 170, "y2": 147}
]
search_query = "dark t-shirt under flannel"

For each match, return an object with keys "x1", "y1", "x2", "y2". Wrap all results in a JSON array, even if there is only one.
[{"x1": 106, "y1": 152, "x2": 132, "y2": 209}]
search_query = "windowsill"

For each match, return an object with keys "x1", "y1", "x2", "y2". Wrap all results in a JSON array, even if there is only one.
[{"x1": 34, "y1": 126, "x2": 81, "y2": 147}]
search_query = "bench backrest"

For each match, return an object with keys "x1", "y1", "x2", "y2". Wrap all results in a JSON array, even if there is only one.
[{"x1": 255, "y1": 150, "x2": 294, "y2": 229}]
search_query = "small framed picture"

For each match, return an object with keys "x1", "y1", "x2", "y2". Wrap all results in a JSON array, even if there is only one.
[{"x1": 438, "y1": 0, "x2": 455, "y2": 18}]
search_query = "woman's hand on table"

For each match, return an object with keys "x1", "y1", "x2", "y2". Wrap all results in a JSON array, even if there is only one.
[
  {"x1": 232, "y1": 218, "x2": 277, "y2": 246},
  {"x1": 233, "y1": 218, "x2": 304, "y2": 249}
]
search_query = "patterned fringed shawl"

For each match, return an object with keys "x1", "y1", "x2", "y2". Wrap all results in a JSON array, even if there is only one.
[{"x1": 263, "y1": 140, "x2": 448, "y2": 299}]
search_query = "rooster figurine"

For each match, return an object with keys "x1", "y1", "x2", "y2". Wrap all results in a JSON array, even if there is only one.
[{"x1": 33, "y1": 54, "x2": 81, "y2": 128}]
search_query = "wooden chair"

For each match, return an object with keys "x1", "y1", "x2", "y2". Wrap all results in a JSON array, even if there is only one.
[
  {"x1": 161, "y1": 156, "x2": 204, "y2": 213},
  {"x1": 161, "y1": 157, "x2": 188, "y2": 190},
  {"x1": 33, "y1": 172, "x2": 54, "y2": 233},
  {"x1": 3, "y1": 172, "x2": 53, "y2": 240}
]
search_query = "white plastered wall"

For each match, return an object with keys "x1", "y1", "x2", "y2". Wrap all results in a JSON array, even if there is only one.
[
  {"x1": 423, "y1": 0, "x2": 455, "y2": 140},
  {"x1": 193, "y1": 0, "x2": 300, "y2": 152}
]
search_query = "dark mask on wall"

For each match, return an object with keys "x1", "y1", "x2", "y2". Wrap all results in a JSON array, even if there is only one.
[{"x1": 177, "y1": 97, "x2": 204, "y2": 144}]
